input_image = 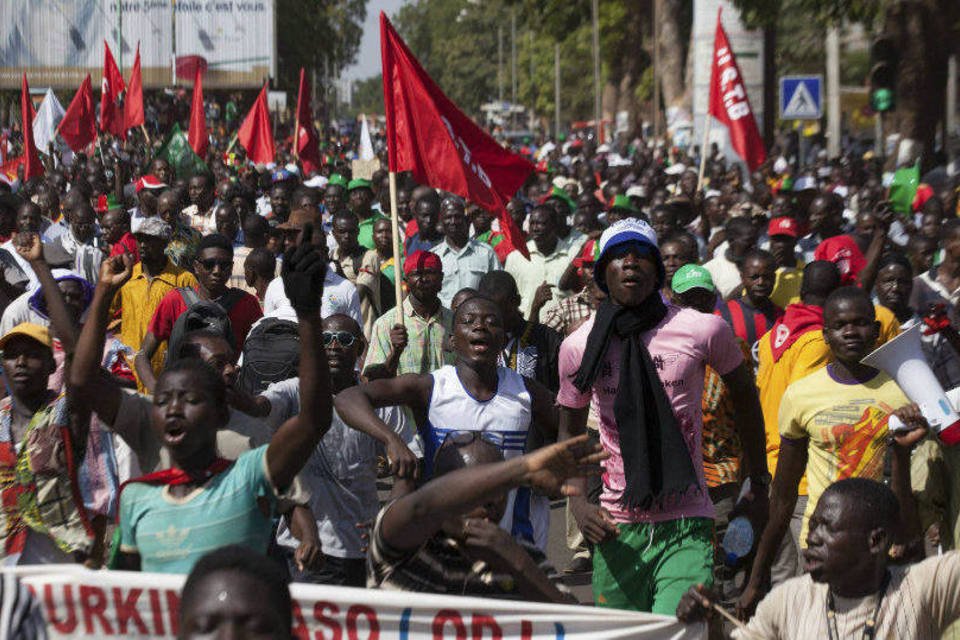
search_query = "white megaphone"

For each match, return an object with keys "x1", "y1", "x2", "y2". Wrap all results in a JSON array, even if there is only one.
[{"x1": 861, "y1": 324, "x2": 960, "y2": 445}]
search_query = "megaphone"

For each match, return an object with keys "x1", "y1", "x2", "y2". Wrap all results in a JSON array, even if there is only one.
[{"x1": 861, "y1": 324, "x2": 960, "y2": 445}]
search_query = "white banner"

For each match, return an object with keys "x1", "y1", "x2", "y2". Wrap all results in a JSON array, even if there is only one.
[
  {"x1": 0, "y1": 0, "x2": 275, "y2": 89},
  {"x1": 13, "y1": 566, "x2": 704, "y2": 639}
]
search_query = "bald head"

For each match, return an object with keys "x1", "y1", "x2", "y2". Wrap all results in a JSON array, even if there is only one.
[{"x1": 800, "y1": 260, "x2": 841, "y2": 306}]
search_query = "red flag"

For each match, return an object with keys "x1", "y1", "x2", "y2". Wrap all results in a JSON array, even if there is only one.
[
  {"x1": 188, "y1": 67, "x2": 208, "y2": 158},
  {"x1": 58, "y1": 75, "x2": 97, "y2": 152},
  {"x1": 237, "y1": 84, "x2": 275, "y2": 166},
  {"x1": 294, "y1": 68, "x2": 321, "y2": 175},
  {"x1": 124, "y1": 43, "x2": 144, "y2": 129},
  {"x1": 19, "y1": 74, "x2": 43, "y2": 181},
  {"x1": 380, "y1": 13, "x2": 532, "y2": 258},
  {"x1": 101, "y1": 41, "x2": 127, "y2": 137},
  {"x1": 707, "y1": 10, "x2": 765, "y2": 171}
]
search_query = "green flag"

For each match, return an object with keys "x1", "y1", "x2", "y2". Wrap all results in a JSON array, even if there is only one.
[
  {"x1": 889, "y1": 162, "x2": 920, "y2": 215},
  {"x1": 158, "y1": 123, "x2": 208, "y2": 180}
]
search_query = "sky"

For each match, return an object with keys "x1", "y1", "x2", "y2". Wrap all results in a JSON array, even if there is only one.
[{"x1": 342, "y1": 0, "x2": 408, "y2": 81}]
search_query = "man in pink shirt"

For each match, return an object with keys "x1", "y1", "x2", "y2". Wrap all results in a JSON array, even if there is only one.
[{"x1": 557, "y1": 218, "x2": 770, "y2": 614}]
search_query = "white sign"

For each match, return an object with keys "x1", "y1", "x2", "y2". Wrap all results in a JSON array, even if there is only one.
[
  {"x1": 0, "y1": 0, "x2": 275, "y2": 89},
  {"x1": 15, "y1": 566, "x2": 705, "y2": 639}
]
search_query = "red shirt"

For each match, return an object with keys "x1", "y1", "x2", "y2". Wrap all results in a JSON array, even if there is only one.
[
  {"x1": 404, "y1": 218, "x2": 418, "y2": 238},
  {"x1": 109, "y1": 232, "x2": 140, "y2": 263},
  {"x1": 147, "y1": 287, "x2": 263, "y2": 350}
]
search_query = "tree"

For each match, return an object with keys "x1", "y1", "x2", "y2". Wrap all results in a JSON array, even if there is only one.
[
  {"x1": 349, "y1": 74, "x2": 384, "y2": 116},
  {"x1": 276, "y1": 0, "x2": 366, "y2": 118}
]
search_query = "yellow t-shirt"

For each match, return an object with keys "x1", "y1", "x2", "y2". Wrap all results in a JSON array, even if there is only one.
[
  {"x1": 779, "y1": 367, "x2": 908, "y2": 546},
  {"x1": 770, "y1": 265, "x2": 803, "y2": 309},
  {"x1": 756, "y1": 304, "x2": 900, "y2": 496}
]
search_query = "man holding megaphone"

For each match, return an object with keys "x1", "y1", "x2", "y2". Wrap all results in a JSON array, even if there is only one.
[{"x1": 739, "y1": 286, "x2": 925, "y2": 617}]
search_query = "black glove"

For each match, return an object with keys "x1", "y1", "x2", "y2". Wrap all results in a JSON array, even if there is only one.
[{"x1": 281, "y1": 223, "x2": 326, "y2": 314}]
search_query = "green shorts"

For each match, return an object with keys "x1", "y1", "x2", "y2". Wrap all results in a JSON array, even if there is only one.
[{"x1": 592, "y1": 517, "x2": 714, "y2": 615}]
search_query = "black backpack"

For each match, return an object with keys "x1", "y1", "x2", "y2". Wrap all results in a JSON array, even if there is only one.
[
  {"x1": 165, "y1": 287, "x2": 244, "y2": 366},
  {"x1": 237, "y1": 317, "x2": 301, "y2": 395}
]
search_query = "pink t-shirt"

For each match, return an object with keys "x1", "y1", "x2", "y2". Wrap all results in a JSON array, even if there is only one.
[{"x1": 557, "y1": 304, "x2": 744, "y2": 524}]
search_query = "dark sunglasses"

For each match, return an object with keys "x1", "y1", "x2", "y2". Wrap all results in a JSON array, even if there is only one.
[
  {"x1": 322, "y1": 331, "x2": 357, "y2": 347},
  {"x1": 198, "y1": 258, "x2": 233, "y2": 271}
]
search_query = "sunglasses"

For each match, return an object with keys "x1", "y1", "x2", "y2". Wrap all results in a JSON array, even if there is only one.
[
  {"x1": 198, "y1": 259, "x2": 233, "y2": 271},
  {"x1": 322, "y1": 331, "x2": 357, "y2": 347}
]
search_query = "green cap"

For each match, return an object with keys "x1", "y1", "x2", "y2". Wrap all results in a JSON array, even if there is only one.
[
  {"x1": 610, "y1": 194, "x2": 638, "y2": 213},
  {"x1": 328, "y1": 173, "x2": 348, "y2": 189},
  {"x1": 546, "y1": 185, "x2": 576, "y2": 213},
  {"x1": 671, "y1": 264, "x2": 715, "y2": 294},
  {"x1": 348, "y1": 178, "x2": 372, "y2": 191}
]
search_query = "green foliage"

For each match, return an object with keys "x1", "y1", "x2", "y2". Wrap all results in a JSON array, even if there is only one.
[
  {"x1": 276, "y1": 0, "x2": 366, "y2": 93},
  {"x1": 349, "y1": 74, "x2": 385, "y2": 116}
]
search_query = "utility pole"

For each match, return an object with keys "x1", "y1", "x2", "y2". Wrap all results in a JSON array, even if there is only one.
[
  {"x1": 555, "y1": 43, "x2": 561, "y2": 139},
  {"x1": 511, "y1": 11, "x2": 517, "y2": 106},
  {"x1": 498, "y1": 26, "x2": 504, "y2": 103},
  {"x1": 117, "y1": 0, "x2": 123, "y2": 75},
  {"x1": 826, "y1": 26, "x2": 841, "y2": 158},
  {"x1": 653, "y1": 0, "x2": 661, "y2": 140},
  {"x1": 591, "y1": 0, "x2": 601, "y2": 141}
]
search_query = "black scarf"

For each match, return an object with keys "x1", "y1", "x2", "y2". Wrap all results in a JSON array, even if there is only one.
[{"x1": 573, "y1": 295, "x2": 698, "y2": 510}]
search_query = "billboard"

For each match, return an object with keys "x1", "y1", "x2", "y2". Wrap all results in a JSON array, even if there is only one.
[{"x1": 0, "y1": 0, "x2": 275, "y2": 89}]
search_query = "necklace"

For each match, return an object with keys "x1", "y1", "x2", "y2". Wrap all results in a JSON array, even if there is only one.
[{"x1": 825, "y1": 571, "x2": 891, "y2": 640}]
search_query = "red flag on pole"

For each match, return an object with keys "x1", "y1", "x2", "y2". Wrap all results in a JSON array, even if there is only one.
[
  {"x1": 294, "y1": 68, "x2": 321, "y2": 175},
  {"x1": 58, "y1": 75, "x2": 98, "y2": 153},
  {"x1": 237, "y1": 84, "x2": 275, "y2": 166},
  {"x1": 188, "y1": 67, "x2": 208, "y2": 158},
  {"x1": 707, "y1": 10, "x2": 765, "y2": 171},
  {"x1": 20, "y1": 74, "x2": 43, "y2": 181},
  {"x1": 380, "y1": 12, "x2": 532, "y2": 258},
  {"x1": 125, "y1": 43, "x2": 144, "y2": 129},
  {"x1": 101, "y1": 41, "x2": 127, "y2": 137}
]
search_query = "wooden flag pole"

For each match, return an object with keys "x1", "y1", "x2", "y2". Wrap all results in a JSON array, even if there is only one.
[
  {"x1": 388, "y1": 170, "x2": 405, "y2": 327},
  {"x1": 696, "y1": 114, "x2": 712, "y2": 193}
]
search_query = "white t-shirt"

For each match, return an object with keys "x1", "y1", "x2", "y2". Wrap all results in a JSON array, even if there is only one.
[
  {"x1": 260, "y1": 267, "x2": 363, "y2": 327},
  {"x1": 703, "y1": 252, "x2": 743, "y2": 300}
]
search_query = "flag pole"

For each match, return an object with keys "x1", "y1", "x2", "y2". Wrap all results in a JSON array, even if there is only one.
[
  {"x1": 696, "y1": 115, "x2": 712, "y2": 193},
  {"x1": 388, "y1": 171, "x2": 405, "y2": 327}
]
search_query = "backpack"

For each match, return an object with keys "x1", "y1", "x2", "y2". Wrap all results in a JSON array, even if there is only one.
[
  {"x1": 165, "y1": 287, "x2": 244, "y2": 366},
  {"x1": 236, "y1": 317, "x2": 301, "y2": 395}
]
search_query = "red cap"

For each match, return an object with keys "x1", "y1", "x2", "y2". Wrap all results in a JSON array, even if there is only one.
[
  {"x1": 135, "y1": 174, "x2": 167, "y2": 193},
  {"x1": 403, "y1": 250, "x2": 443, "y2": 276},
  {"x1": 767, "y1": 216, "x2": 799, "y2": 238}
]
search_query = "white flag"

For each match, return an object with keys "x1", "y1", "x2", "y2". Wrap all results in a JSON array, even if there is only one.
[
  {"x1": 359, "y1": 113, "x2": 375, "y2": 161},
  {"x1": 33, "y1": 88, "x2": 65, "y2": 154}
]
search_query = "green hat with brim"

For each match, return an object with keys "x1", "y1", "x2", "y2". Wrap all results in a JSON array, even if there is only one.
[
  {"x1": 545, "y1": 185, "x2": 576, "y2": 214},
  {"x1": 328, "y1": 173, "x2": 348, "y2": 189},
  {"x1": 610, "y1": 194, "x2": 638, "y2": 213},
  {"x1": 671, "y1": 264, "x2": 715, "y2": 294},
  {"x1": 348, "y1": 178, "x2": 372, "y2": 191}
]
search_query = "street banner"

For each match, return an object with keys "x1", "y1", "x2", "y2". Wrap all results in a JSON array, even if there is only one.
[
  {"x1": 158, "y1": 123, "x2": 208, "y2": 180},
  {"x1": 380, "y1": 12, "x2": 532, "y2": 258},
  {"x1": 15, "y1": 566, "x2": 704, "y2": 639},
  {"x1": 707, "y1": 9, "x2": 765, "y2": 171}
]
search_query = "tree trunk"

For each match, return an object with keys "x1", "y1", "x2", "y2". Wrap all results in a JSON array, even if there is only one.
[
  {"x1": 658, "y1": 0, "x2": 687, "y2": 109},
  {"x1": 885, "y1": 0, "x2": 953, "y2": 171}
]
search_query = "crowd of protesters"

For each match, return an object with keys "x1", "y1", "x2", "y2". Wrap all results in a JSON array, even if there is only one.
[{"x1": 1, "y1": 86, "x2": 960, "y2": 639}]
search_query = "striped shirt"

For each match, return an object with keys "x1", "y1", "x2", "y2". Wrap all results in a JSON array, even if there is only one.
[
  {"x1": 716, "y1": 298, "x2": 783, "y2": 367},
  {"x1": 0, "y1": 571, "x2": 47, "y2": 639},
  {"x1": 368, "y1": 500, "x2": 569, "y2": 600}
]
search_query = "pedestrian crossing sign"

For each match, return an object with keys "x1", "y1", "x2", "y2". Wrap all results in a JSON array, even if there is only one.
[{"x1": 780, "y1": 76, "x2": 823, "y2": 120}]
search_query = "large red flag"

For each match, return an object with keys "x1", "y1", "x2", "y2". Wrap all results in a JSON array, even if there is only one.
[
  {"x1": 124, "y1": 43, "x2": 144, "y2": 129},
  {"x1": 380, "y1": 12, "x2": 532, "y2": 258},
  {"x1": 707, "y1": 10, "x2": 765, "y2": 171},
  {"x1": 294, "y1": 68, "x2": 321, "y2": 175},
  {"x1": 101, "y1": 41, "x2": 127, "y2": 137},
  {"x1": 237, "y1": 84, "x2": 275, "y2": 166},
  {"x1": 20, "y1": 74, "x2": 43, "y2": 181},
  {"x1": 188, "y1": 67, "x2": 208, "y2": 158},
  {"x1": 58, "y1": 75, "x2": 97, "y2": 152}
]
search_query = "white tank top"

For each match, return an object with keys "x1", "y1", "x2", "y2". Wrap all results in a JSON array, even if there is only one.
[{"x1": 426, "y1": 365, "x2": 549, "y2": 551}]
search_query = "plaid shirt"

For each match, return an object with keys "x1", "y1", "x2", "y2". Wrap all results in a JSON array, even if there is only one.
[
  {"x1": 542, "y1": 288, "x2": 595, "y2": 336},
  {"x1": 364, "y1": 297, "x2": 454, "y2": 376}
]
